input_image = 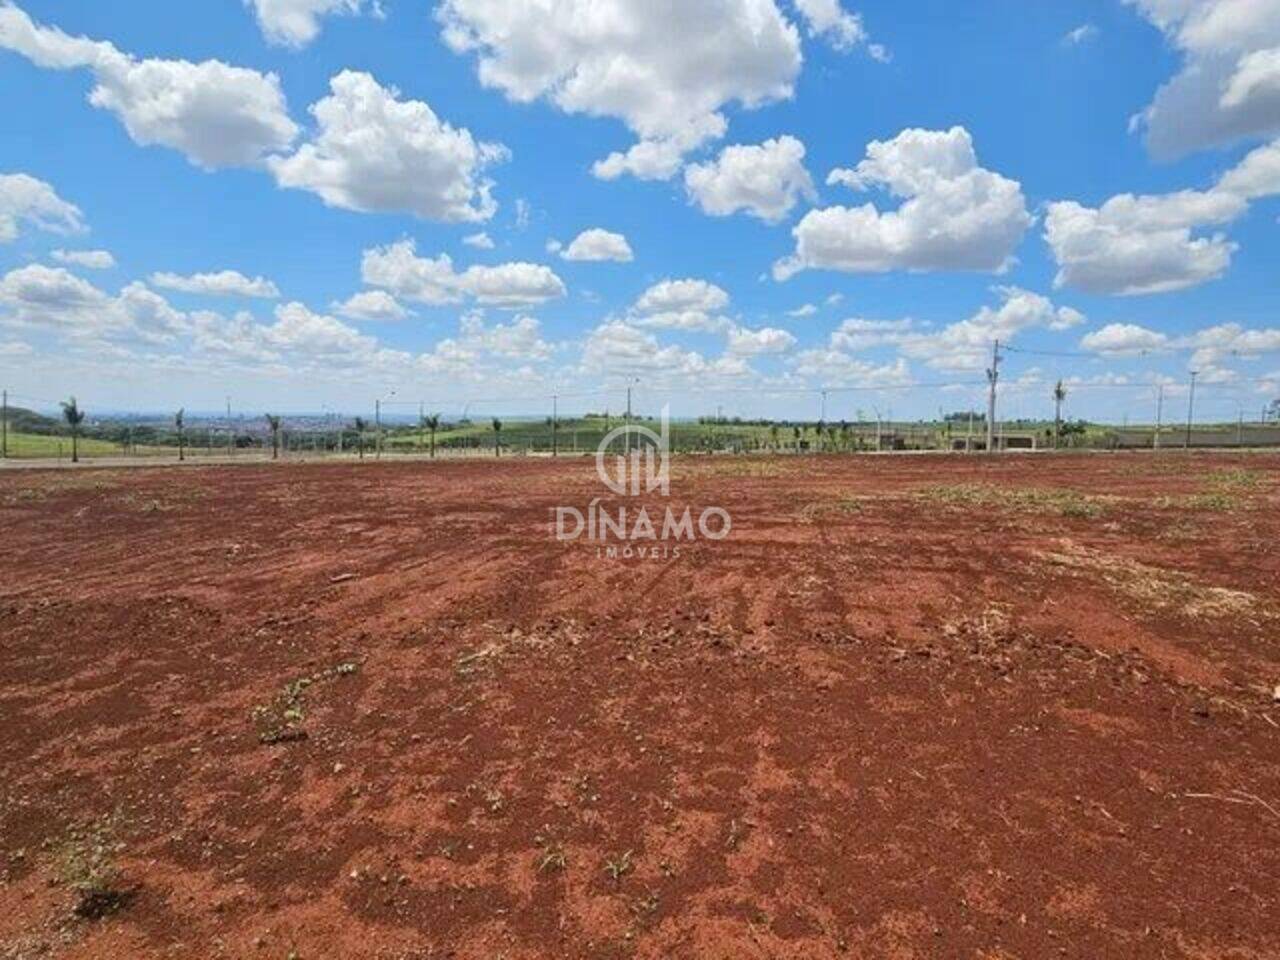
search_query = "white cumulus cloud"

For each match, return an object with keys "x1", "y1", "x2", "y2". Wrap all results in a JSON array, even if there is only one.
[
  {"x1": 332, "y1": 289, "x2": 408, "y2": 321},
  {"x1": 561, "y1": 228, "x2": 634, "y2": 262},
  {"x1": 361, "y1": 239, "x2": 566, "y2": 308},
  {"x1": 0, "y1": 172, "x2": 84, "y2": 242},
  {"x1": 1081, "y1": 323, "x2": 1170, "y2": 355},
  {"x1": 776, "y1": 126, "x2": 1032, "y2": 279},
  {"x1": 0, "y1": 4, "x2": 298, "y2": 169},
  {"x1": 150, "y1": 270, "x2": 281, "y2": 299},
  {"x1": 792, "y1": 0, "x2": 886, "y2": 58},
  {"x1": 244, "y1": 0, "x2": 377, "y2": 48},
  {"x1": 726, "y1": 324, "x2": 796, "y2": 355},
  {"x1": 1044, "y1": 138, "x2": 1280, "y2": 296},
  {"x1": 1125, "y1": 0, "x2": 1280, "y2": 156},
  {"x1": 269, "y1": 71, "x2": 507, "y2": 223},
  {"x1": 684, "y1": 135, "x2": 816, "y2": 222},
  {"x1": 435, "y1": 0, "x2": 803, "y2": 180}
]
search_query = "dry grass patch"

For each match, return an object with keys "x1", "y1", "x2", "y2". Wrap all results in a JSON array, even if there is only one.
[
  {"x1": 673, "y1": 458, "x2": 799, "y2": 481},
  {"x1": 1035, "y1": 543, "x2": 1264, "y2": 621},
  {"x1": 917, "y1": 483, "x2": 1113, "y2": 519}
]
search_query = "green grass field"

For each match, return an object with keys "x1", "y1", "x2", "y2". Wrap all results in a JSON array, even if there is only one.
[{"x1": 0, "y1": 431, "x2": 177, "y2": 460}]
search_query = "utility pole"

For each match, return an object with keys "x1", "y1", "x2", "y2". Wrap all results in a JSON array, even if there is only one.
[
  {"x1": 375, "y1": 399, "x2": 382, "y2": 459},
  {"x1": 986, "y1": 340, "x2": 1001, "y2": 454},
  {"x1": 1154, "y1": 384, "x2": 1164, "y2": 450},
  {"x1": 226, "y1": 396, "x2": 233, "y2": 457},
  {"x1": 1, "y1": 388, "x2": 7, "y2": 460},
  {"x1": 419, "y1": 401, "x2": 425, "y2": 454},
  {"x1": 625, "y1": 384, "x2": 633, "y2": 457},
  {"x1": 1053, "y1": 379, "x2": 1065, "y2": 450},
  {"x1": 820, "y1": 390, "x2": 827, "y2": 422},
  {"x1": 552, "y1": 394, "x2": 558, "y2": 458},
  {"x1": 1184, "y1": 370, "x2": 1198, "y2": 450}
]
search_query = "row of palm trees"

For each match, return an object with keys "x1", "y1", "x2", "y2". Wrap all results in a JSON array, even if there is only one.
[{"x1": 54, "y1": 398, "x2": 467, "y2": 464}]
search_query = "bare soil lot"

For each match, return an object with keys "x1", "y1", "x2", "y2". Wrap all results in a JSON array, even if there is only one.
[{"x1": 1, "y1": 452, "x2": 1278, "y2": 959}]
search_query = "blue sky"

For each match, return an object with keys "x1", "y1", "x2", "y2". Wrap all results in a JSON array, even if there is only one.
[{"x1": 1, "y1": 0, "x2": 1277, "y2": 422}]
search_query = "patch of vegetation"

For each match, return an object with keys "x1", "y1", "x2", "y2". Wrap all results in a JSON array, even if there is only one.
[
  {"x1": 253, "y1": 661, "x2": 359, "y2": 745},
  {"x1": 917, "y1": 483, "x2": 1110, "y2": 519},
  {"x1": 796, "y1": 496, "x2": 866, "y2": 523},
  {"x1": 1036, "y1": 545, "x2": 1265, "y2": 621},
  {"x1": 1206, "y1": 468, "x2": 1263, "y2": 490},
  {"x1": 1154, "y1": 493, "x2": 1238, "y2": 512},
  {"x1": 59, "y1": 817, "x2": 131, "y2": 920},
  {"x1": 535, "y1": 837, "x2": 567, "y2": 874},
  {"x1": 605, "y1": 850, "x2": 634, "y2": 886}
]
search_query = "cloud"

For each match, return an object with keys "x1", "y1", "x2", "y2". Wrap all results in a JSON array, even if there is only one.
[
  {"x1": 458, "y1": 312, "x2": 552, "y2": 360},
  {"x1": 268, "y1": 71, "x2": 506, "y2": 222},
  {"x1": 1216, "y1": 137, "x2": 1280, "y2": 198},
  {"x1": 0, "y1": 172, "x2": 85, "y2": 242},
  {"x1": 0, "y1": 264, "x2": 186, "y2": 343},
  {"x1": 0, "y1": 3, "x2": 298, "y2": 169},
  {"x1": 150, "y1": 270, "x2": 280, "y2": 298},
  {"x1": 631, "y1": 277, "x2": 732, "y2": 332},
  {"x1": 684, "y1": 135, "x2": 816, "y2": 222},
  {"x1": 790, "y1": 350, "x2": 912, "y2": 386},
  {"x1": 775, "y1": 126, "x2": 1032, "y2": 278},
  {"x1": 243, "y1": 0, "x2": 378, "y2": 48},
  {"x1": 635, "y1": 278, "x2": 730, "y2": 315},
  {"x1": 261, "y1": 301, "x2": 378, "y2": 357},
  {"x1": 725, "y1": 324, "x2": 796, "y2": 355},
  {"x1": 331, "y1": 289, "x2": 408, "y2": 321},
  {"x1": 435, "y1": 0, "x2": 803, "y2": 180},
  {"x1": 51, "y1": 249, "x2": 115, "y2": 270},
  {"x1": 581, "y1": 320, "x2": 751, "y2": 381},
  {"x1": 1063, "y1": 23, "x2": 1098, "y2": 45},
  {"x1": 806, "y1": 288, "x2": 1085, "y2": 372},
  {"x1": 1182, "y1": 322, "x2": 1280, "y2": 370},
  {"x1": 900, "y1": 287, "x2": 1085, "y2": 370},
  {"x1": 1043, "y1": 194, "x2": 1239, "y2": 296},
  {"x1": 1125, "y1": 0, "x2": 1280, "y2": 156},
  {"x1": 788, "y1": 303, "x2": 818, "y2": 317},
  {"x1": 792, "y1": 0, "x2": 886, "y2": 58},
  {"x1": 1081, "y1": 322, "x2": 1170, "y2": 355},
  {"x1": 1044, "y1": 137, "x2": 1280, "y2": 295},
  {"x1": 463, "y1": 231, "x2": 495, "y2": 249},
  {"x1": 829, "y1": 317, "x2": 917, "y2": 350},
  {"x1": 561, "y1": 228, "x2": 634, "y2": 262},
  {"x1": 361, "y1": 239, "x2": 567, "y2": 308}
]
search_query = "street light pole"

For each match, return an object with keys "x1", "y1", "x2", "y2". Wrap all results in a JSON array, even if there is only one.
[
  {"x1": 986, "y1": 340, "x2": 1001, "y2": 454},
  {"x1": 1154, "y1": 384, "x2": 1164, "y2": 450},
  {"x1": 1184, "y1": 370, "x2": 1198, "y2": 450}
]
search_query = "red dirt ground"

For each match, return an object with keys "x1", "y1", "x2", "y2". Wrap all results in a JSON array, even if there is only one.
[{"x1": 1, "y1": 452, "x2": 1278, "y2": 959}]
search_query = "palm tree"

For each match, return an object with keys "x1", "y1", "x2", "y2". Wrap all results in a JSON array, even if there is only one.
[
  {"x1": 491, "y1": 417, "x2": 503, "y2": 458},
  {"x1": 175, "y1": 408, "x2": 185, "y2": 462},
  {"x1": 353, "y1": 417, "x2": 368, "y2": 459},
  {"x1": 265, "y1": 414, "x2": 281, "y2": 460},
  {"x1": 423, "y1": 414, "x2": 440, "y2": 458},
  {"x1": 61, "y1": 397, "x2": 85, "y2": 463},
  {"x1": 1053, "y1": 380, "x2": 1068, "y2": 449}
]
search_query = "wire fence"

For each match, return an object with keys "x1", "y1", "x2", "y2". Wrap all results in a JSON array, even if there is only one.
[{"x1": 3, "y1": 371, "x2": 1279, "y2": 463}]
